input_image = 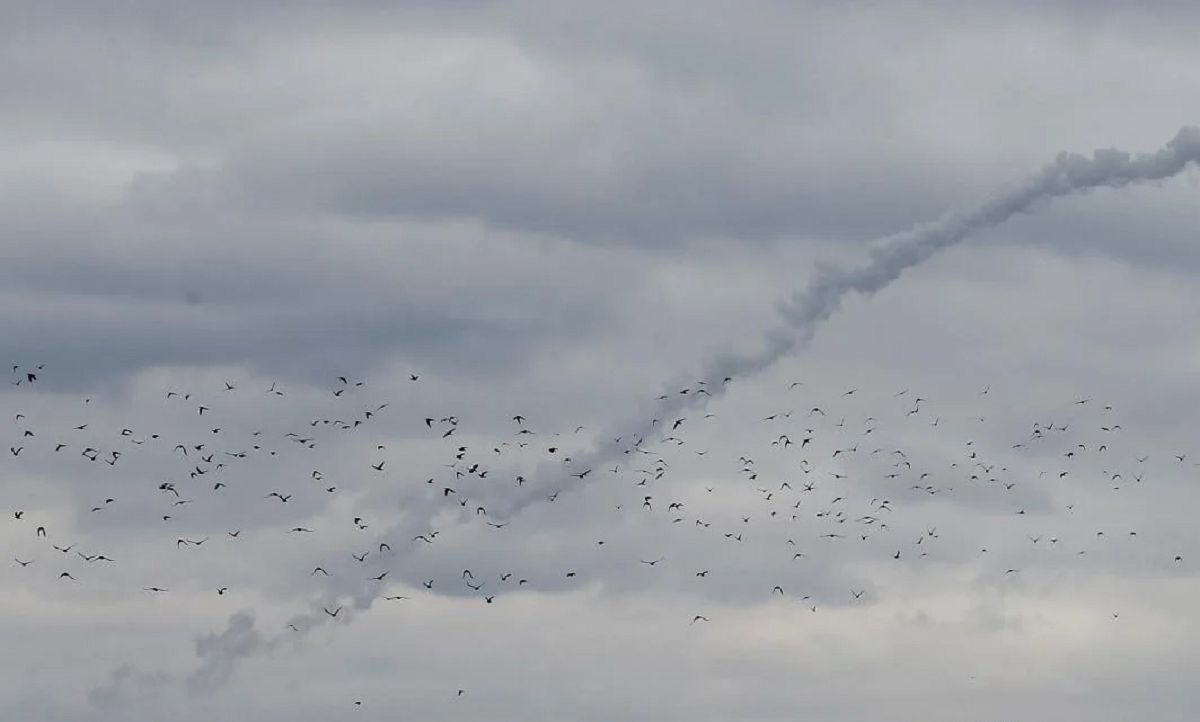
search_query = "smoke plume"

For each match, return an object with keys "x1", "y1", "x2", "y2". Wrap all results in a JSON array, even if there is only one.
[{"x1": 181, "y1": 125, "x2": 1200, "y2": 686}]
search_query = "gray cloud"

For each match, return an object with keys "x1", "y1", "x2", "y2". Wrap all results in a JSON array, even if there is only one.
[{"x1": 3, "y1": 3, "x2": 1200, "y2": 722}]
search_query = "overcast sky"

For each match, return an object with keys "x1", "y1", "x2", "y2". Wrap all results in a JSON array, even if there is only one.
[{"x1": 3, "y1": 2, "x2": 1200, "y2": 721}]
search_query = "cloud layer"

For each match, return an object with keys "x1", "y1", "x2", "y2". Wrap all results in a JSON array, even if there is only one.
[{"x1": 3, "y1": 3, "x2": 1200, "y2": 721}]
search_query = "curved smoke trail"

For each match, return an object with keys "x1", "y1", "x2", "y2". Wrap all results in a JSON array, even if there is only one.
[{"x1": 172, "y1": 126, "x2": 1200, "y2": 697}]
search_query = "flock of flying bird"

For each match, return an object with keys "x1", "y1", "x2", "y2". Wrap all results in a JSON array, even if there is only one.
[{"x1": 3, "y1": 361, "x2": 1195, "y2": 708}]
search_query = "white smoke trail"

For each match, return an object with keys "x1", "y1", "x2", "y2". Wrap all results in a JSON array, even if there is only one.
[{"x1": 168, "y1": 126, "x2": 1200, "y2": 695}]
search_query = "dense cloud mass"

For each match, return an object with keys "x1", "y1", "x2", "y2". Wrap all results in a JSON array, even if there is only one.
[{"x1": 3, "y1": 3, "x2": 1200, "y2": 721}]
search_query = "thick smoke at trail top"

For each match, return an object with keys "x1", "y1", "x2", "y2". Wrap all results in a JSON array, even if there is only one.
[
  {"x1": 487, "y1": 125, "x2": 1200, "y2": 518},
  {"x1": 170, "y1": 126, "x2": 1200, "y2": 697},
  {"x1": 309, "y1": 126, "x2": 1200, "y2": 611}
]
